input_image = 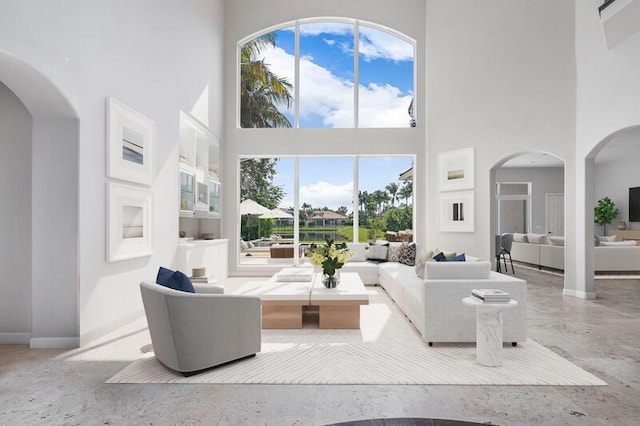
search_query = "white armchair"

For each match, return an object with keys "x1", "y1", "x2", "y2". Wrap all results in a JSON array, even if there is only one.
[{"x1": 140, "y1": 280, "x2": 261, "y2": 375}]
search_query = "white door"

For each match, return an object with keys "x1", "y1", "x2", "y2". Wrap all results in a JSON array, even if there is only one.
[{"x1": 545, "y1": 193, "x2": 564, "y2": 235}]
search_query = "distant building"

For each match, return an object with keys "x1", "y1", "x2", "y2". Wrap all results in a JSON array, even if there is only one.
[{"x1": 309, "y1": 210, "x2": 348, "y2": 226}]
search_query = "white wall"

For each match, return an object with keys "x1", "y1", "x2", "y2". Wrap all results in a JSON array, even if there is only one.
[
  {"x1": 0, "y1": 0, "x2": 225, "y2": 344},
  {"x1": 496, "y1": 167, "x2": 565, "y2": 234},
  {"x1": 575, "y1": 0, "x2": 640, "y2": 298},
  {"x1": 223, "y1": 0, "x2": 427, "y2": 275},
  {"x1": 0, "y1": 82, "x2": 32, "y2": 342},
  {"x1": 426, "y1": 1, "x2": 576, "y2": 279}
]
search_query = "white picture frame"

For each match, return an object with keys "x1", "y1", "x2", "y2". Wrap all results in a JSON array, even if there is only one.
[
  {"x1": 439, "y1": 191, "x2": 475, "y2": 232},
  {"x1": 107, "y1": 182, "x2": 153, "y2": 261},
  {"x1": 438, "y1": 147, "x2": 474, "y2": 192},
  {"x1": 107, "y1": 97, "x2": 155, "y2": 186}
]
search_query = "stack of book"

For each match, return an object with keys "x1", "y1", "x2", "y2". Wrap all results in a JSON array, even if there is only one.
[
  {"x1": 471, "y1": 288, "x2": 511, "y2": 303},
  {"x1": 275, "y1": 267, "x2": 314, "y2": 282},
  {"x1": 191, "y1": 275, "x2": 216, "y2": 284}
]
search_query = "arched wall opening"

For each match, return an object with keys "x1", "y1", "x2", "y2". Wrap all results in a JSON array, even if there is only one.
[
  {"x1": 490, "y1": 151, "x2": 567, "y2": 288},
  {"x1": 0, "y1": 51, "x2": 80, "y2": 348},
  {"x1": 584, "y1": 125, "x2": 640, "y2": 297}
]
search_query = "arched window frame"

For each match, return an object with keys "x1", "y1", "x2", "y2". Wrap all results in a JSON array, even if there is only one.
[{"x1": 237, "y1": 17, "x2": 417, "y2": 129}]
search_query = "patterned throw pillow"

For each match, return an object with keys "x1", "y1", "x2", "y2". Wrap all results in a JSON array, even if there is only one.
[
  {"x1": 398, "y1": 242, "x2": 417, "y2": 266},
  {"x1": 387, "y1": 242, "x2": 403, "y2": 262},
  {"x1": 414, "y1": 250, "x2": 433, "y2": 279}
]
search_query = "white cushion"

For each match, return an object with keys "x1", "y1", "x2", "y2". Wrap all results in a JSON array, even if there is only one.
[
  {"x1": 425, "y1": 261, "x2": 491, "y2": 280},
  {"x1": 346, "y1": 243, "x2": 368, "y2": 262},
  {"x1": 549, "y1": 236, "x2": 565, "y2": 246},
  {"x1": 513, "y1": 233, "x2": 528, "y2": 243},
  {"x1": 600, "y1": 240, "x2": 637, "y2": 246},
  {"x1": 527, "y1": 233, "x2": 551, "y2": 245}
]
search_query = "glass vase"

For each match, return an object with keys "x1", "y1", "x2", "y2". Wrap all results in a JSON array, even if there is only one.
[{"x1": 321, "y1": 269, "x2": 341, "y2": 288}]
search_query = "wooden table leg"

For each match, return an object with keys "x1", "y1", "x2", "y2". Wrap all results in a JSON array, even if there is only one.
[
  {"x1": 318, "y1": 304, "x2": 361, "y2": 329},
  {"x1": 262, "y1": 304, "x2": 303, "y2": 328}
]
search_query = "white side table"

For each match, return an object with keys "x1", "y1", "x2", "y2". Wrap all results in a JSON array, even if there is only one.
[{"x1": 462, "y1": 297, "x2": 518, "y2": 367}]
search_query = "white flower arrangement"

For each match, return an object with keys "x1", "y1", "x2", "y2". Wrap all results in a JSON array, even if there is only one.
[{"x1": 306, "y1": 239, "x2": 354, "y2": 277}]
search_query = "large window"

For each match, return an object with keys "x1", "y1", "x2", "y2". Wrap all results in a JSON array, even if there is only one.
[
  {"x1": 239, "y1": 19, "x2": 416, "y2": 129},
  {"x1": 238, "y1": 155, "x2": 414, "y2": 266}
]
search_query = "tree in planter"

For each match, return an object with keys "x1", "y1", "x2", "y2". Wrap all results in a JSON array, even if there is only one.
[{"x1": 594, "y1": 196, "x2": 619, "y2": 236}]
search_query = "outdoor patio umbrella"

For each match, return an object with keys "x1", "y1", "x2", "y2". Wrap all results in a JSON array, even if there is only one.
[
  {"x1": 270, "y1": 208, "x2": 294, "y2": 233},
  {"x1": 240, "y1": 199, "x2": 277, "y2": 239}
]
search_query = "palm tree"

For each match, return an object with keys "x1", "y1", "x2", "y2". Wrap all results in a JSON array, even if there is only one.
[
  {"x1": 372, "y1": 190, "x2": 388, "y2": 215},
  {"x1": 358, "y1": 191, "x2": 369, "y2": 225},
  {"x1": 399, "y1": 182, "x2": 413, "y2": 206},
  {"x1": 385, "y1": 182, "x2": 399, "y2": 207},
  {"x1": 240, "y1": 33, "x2": 293, "y2": 128}
]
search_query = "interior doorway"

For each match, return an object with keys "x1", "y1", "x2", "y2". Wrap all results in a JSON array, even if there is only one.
[{"x1": 545, "y1": 193, "x2": 565, "y2": 236}]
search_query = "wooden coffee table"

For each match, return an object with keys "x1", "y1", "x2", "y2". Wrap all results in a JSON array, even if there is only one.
[
  {"x1": 311, "y1": 272, "x2": 370, "y2": 329},
  {"x1": 234, "y1": 271, "x2": 369, "y2": 329}
]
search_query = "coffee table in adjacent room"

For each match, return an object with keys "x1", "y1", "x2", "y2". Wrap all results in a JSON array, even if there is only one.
[{"x1": 234, "y1": 271, "x2": 369, "y2": 329}]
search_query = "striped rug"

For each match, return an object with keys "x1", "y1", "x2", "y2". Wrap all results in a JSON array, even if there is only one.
[{"x1": 107, "y1": 288, "x2": 606, "y2": 386}]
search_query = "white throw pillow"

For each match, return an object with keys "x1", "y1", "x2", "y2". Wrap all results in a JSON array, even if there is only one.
[
  {"x1": 346, "y1": 243, "x2": 368, "y2": 262},
  {"x1": 549, "y1": 236, "x2": 565, "y2": 246},
  {"x1": 367, "y1": 244, "x2": 389, "y2": 261},
  {"x1": 513, "y1": 233, "x2": 528, "y2": 243},
  {"x1": 600, "y1": 240, "x2": 636, "y2": 246},
  {"x1": 527, "y1": 233, "x2": 551, "y2": 245}
]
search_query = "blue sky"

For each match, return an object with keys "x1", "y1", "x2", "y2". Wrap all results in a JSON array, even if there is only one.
[
  {"x1": 272, "y1": 156, "x2": 413, "y2": 211},
  {"x1": 254, "y1": 22, "x2": 415, "y2": 128}
]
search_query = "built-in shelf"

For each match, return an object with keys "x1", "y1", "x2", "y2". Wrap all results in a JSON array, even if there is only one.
[{"x1": 179, "y1": 111, "x2": 223, "y2": 238}]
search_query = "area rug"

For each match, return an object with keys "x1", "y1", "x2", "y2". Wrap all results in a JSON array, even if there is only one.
[{"x1": 107, "y1": 288, "x2": 606, "y2": 386}]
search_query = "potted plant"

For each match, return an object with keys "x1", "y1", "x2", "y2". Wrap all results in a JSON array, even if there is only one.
[
  {"x1": 594, "y1": 196, "x2": 619, "y2": 236},
  {"x1": 306, "y1": 239, "x2": 354, "y2": 288}
]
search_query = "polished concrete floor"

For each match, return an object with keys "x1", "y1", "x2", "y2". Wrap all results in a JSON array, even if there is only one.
[{"x1": 1, "y1": 267, "x2": 639, "y2": 425}]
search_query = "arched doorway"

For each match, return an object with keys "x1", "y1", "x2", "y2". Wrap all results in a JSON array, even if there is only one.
[
  {"x1": 584, "y1": 125, "x2": 640, "y2": 297},
  {"x1": 0, "y1": 52, "x2": 80, "y2": 348},
  {"x1": 490, "y1": 151, "x2": 566, "y2": 285}
]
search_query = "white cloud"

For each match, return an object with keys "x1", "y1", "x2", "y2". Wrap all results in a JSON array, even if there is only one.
[
  {"x1": 280, "y1": 181, "x2": 354, "y2": 211},
  {"x1": 359, "y1": 26, "x2": 414, "y2": 62},
  {"x1": 300, "y1": 181, "x2": 354, "y2": 211},
  {"x1": 298, "y1": 22, "x2": 353, "y2": 36},
  {"x1": 259, "y1": 45, "x2": 412, "y2": 128},
  {"x1": 323, "y1": 38, "x2": 335, "y2": 46}
]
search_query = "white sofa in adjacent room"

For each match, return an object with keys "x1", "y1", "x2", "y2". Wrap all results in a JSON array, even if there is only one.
[{"x1": 510, "y1": 233, "x2": 565, "y2": 271}]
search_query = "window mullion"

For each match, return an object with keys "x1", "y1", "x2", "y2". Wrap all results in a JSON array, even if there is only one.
[
  {"x1": 294, "y1": 22, "x2": 300, "y2": 129},
  {"x1": 353, "y1": 21, "x2": 359, "y2": 129}
]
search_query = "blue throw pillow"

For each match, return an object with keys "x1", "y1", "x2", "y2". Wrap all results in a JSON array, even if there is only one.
[
  {"x1": 156, "y1": 267, "x2": 195, "y2": 293},
  {"x1": 446, "y1": 253, "x2": 466, "y2": 262},
  {"x1": 432, "y1": 252, "x2": 446, "y2": 262}
]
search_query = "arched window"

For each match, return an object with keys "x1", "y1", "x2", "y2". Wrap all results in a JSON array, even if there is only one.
[{"x1": 239, "y1": 18, "x2": 416, "y2": 129}]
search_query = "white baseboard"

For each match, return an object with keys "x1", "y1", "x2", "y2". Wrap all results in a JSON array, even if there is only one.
[
  {"x1": 30, "y1": 337, "x2": 79, "y2": 349},
  {"x1": 563, "y1": 288, "x2": 596, "y2": 300},
  {"x1": 0, "y1": 332, "x2": 31, "y2": 344}
]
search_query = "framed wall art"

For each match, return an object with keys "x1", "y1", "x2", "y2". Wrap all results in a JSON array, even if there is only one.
[
  {"x1": 437, "y1": 147, "x2": 474, "y2": 192},
  {"x1": 107, "y1": 97, "x2": 155, "y2": 186},
  {"x1": 439, "y1": 190, "x2": 475, "y2": 232},
  {"x1": 107, "y1": 182, "x2": 153, "y2": 261}
]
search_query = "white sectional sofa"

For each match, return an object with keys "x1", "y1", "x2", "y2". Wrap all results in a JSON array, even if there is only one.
[
  {"x1": 340, "y1": 243, "x2": 528, "y2": 345},
  {"x1": 510, "y1": 233, "x2": 565, "y2": 271},
  {"x1": 509, "y1": 232, "x2": 640, "y2": 272}
]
